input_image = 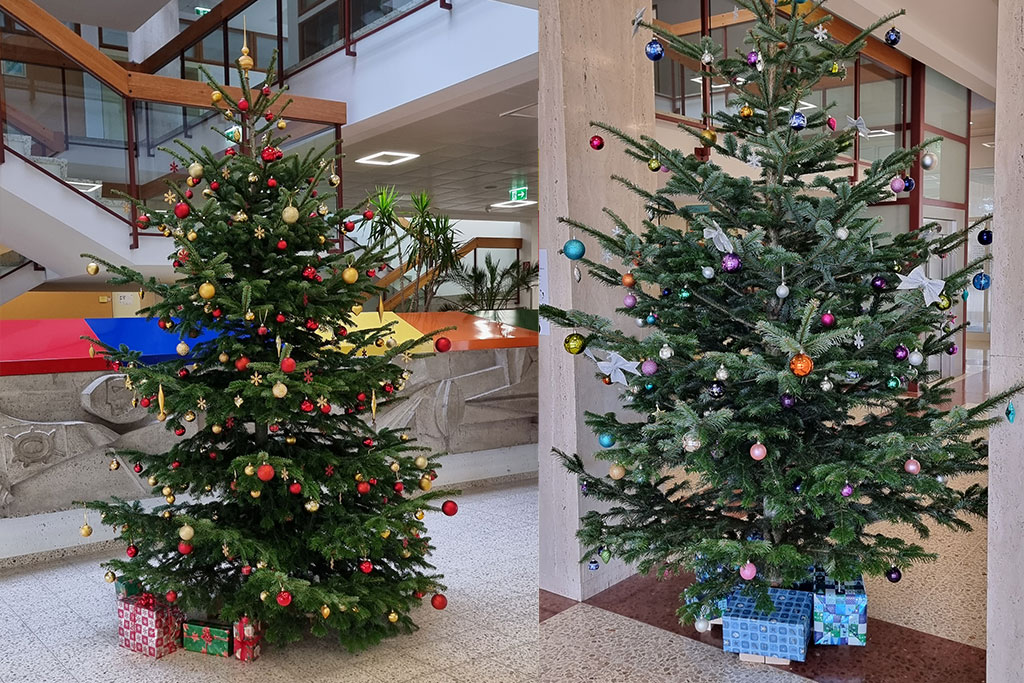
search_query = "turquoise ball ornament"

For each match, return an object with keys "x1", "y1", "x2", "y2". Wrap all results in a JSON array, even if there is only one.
[
  {"x1": 645, "y1": 314, "x2": 657, "y2": 325},
  {"x1": 598, "y1": 433, "x2": 615, "y2": 448},
  {"x1": 562, "y1": 239, "x2": 586, "y2": 260},
  {"x1": 887, "y1": 376, "x2": 901, "y2": 390}
]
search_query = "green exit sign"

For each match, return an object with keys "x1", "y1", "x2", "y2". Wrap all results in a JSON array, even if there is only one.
[
  {"x1": 195, "y1": 7, "x2": 211, "y2": 16},
  {"x1": 509, "y1": 186, "x2": 528, "y2": 201}
]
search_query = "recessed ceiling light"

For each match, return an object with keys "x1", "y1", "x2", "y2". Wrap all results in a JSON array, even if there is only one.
[
  {"x1": 865, "y1": 128, "x2": 894, "y2": 139},
  {"x1": 354, "y1": 151, "x2": 420, "y2": 166},
  {"x1": 490, "y1": 200, "x2": 537, "y2": 209}
]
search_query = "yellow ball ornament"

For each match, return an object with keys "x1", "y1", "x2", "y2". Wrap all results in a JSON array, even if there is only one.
[
  {"x1": 79, "y1": 524, "x2": 93, "y2": 537},
  {"x1": 104, "y1": 571, "x2": 116, "y2": 583},
  {"x1": 162, "y1": 486, "x2": 173, "y2": 496},
  {"x1": 187, "y1": 231, "x2": 198, "y2": 242},
  {"x1": 419, "y1": 476, "x2": 432, "y2": 492},
  {"x1": 176, "y1": 341, "x2": 190, "y2": 356},
  {"x1": 161, "y1": 510, "x2": 172, "y2": 519},
  {"x1": 342, "y1": 267, "x2": 359, "y2": 284},
  {"x1": 609, "y1": 464, "x2": 627, "y2": 480},
  {"x1": 285, "y1": 436, "x2": 297, "y2": 445},
  {"x1": 250, "y1": 490, "x2": 261, "y2": 498},
  {"x1": 244, "y1": 464, "x2": 256, "y2": 476},
  {"x1": 211, "y1": 424, "x2": 223, "y2": 434},
  {"x1": 390, "y1": 462, "x2": 400, "y2": 473},
  {"x1": 198, "y1": 282, "x2": 216, "y2": 300},
  {"x1": 147, "y1": 476, "x2": 158, "y2": 487},
  {"x1": 165, "y1": 495, "x2": 176, "y2": 504},
  {"x1": 178, "y1": 524, "x2": 195, "y2": 541},
  {"x1": 739, "y1": 104, "x2": 754, "y2": 119},
  {"x1": 277, "y1": 120, "x2": 287, "y2": 130},
  {"x1": 320, "y1": 605, "x2": 331, "y2": 618},
  {"x1": 109, "y1": 458, "x2": 121, "y2": 471},
  {"x1": 282, "y1": 206, "x2": 300, "y2": 224},
  {"x1": 388, "y1": 611, "x2": 399, "y2": 623},
  {"x1": 700, "y1": 129, "x2": 718, "y2": 146},
  {"x1": 272, "y1": 382, "x2": 288, "y2": 399},
  {"x1": 563, "y1": 333, "x2": 586, "y2": 355},
  {"x1": 414, "y1": 456, "x2": 429, "y2": 470},
  {"x1": 305, "y1": 500, "x2": 320, "y2": 512},
  {"x1": 260, "y1": 591, "x2": 269, "y2": 602},
  {"x1": 188, "y1": 162, "x2": 204, "y2": 179},
  {"x1": 86, "y1": 262, "x2": 100, "y2": 276},
  {"x1": 415, "y1": 510, "x2": 425, "y2": 520},
  {"x1": 210, "y1": 91, "x2": 222, "y2": 104}
]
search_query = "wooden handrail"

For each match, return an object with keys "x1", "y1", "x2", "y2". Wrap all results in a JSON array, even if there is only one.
[
  {"x1": 0, "y1": 0, "x2": 347, "y2": 125},
  {"x1": 381, "y1": 237, "x2": 523, "y2": 311}
]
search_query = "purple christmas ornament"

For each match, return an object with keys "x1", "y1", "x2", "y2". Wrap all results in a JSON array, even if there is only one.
[
  {"x1": 885, "y1": 567, "x2": 902, "y2": 583},
  {"x1": 779, "y1": 393, "x2": 796, "y2": 409},
  {"x1": 871, "y1": 276, "x2": 888, "y2": 291},
  {"x1": 946, "y1": 343, "x2": 959, "y2": 356},
  {"x1": 841, "y1": 483, "x2": 854, "y2": 497},
  {"x1": 746, "y1": 50, "x2": 760, "y2": 66},
  {"x1": 641, "y1": 359, "x2": 659, "y2": 376},
  {"x1": 890, "y1": 176, "x2": 906, "y2": 193},
  {"x1": 893, "y1": 344, "x2": 909, "y2": 361},
  {"x1": 722, "y1": 253, "x2": 742, "y2": 273},
  {"x1": 820, "y1": 311, "x2": 836, "y2": 328},
  {"x1": 623, "y1": 294, "x2": 637, "y2": 309}
]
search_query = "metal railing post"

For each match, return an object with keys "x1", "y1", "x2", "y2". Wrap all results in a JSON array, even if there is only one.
[{"x1": 126, "y1": 97, "x2": 140, "y2": 249}]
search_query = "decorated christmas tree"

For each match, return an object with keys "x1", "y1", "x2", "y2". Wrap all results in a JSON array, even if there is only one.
[
  {"x1": 542, "y1": 0, "x2": 1020, "y2": 629},
  {"x1": 80, "y1": 50, "x2": 456, "y2": 650}
]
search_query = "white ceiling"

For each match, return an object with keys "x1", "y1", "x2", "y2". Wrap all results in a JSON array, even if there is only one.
[
  {"x1": 34, "y1": 0, "x2": 172, "y2": 31},
  {"x1": 338, "y1": 80, "x2": 539, "y2": 220}
]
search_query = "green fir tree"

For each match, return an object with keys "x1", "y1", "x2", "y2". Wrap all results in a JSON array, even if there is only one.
[
  {"x1": 542, "y1": 0, "x2": 1021, "y2": 624},
  {"x1": 81, "y1": 53, "x2": 455, "y2": 650}
]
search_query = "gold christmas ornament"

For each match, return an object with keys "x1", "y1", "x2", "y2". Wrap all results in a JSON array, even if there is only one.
[
  {"x1": 320, "y1": 605, "x2": 331, "y2": 618},
  {"x1": 238, "y1": 19, "x2": 254, "y2": 71},
  {"x1": 305, "y1": 500, "x2": 320, "y2": 512},
  {"x1": 165, "y1": 495, "x2": 176, "y2": 504},
  {"x1": 211, "y1": 424, "x2": 223, "y2": 434},
  {"x1": 342, "y1": 267, "x2": 359, "y2": 284},
  {"x1": 250, "y1": 490, "x2": 261, "y2": 498},
  {"x1": 285, "y1": 436, "x2": 297, "y2": 445},
  {"x1": 188, "y1": 162, "x2": 204, "y2": 179},
  {"x1": 739, "y1": 104, "x2": 755, "y2": 119},
  {"x1": 244, "y1": 464, "x2": 256, "y2": 476},
  {"x1": 233, "y1": 211, "x2": 248, "y2": 223},
  {"x1": 381, "y1": 529, "x2": 392, "y2": 539},
  {"x1": 199, "y1": 282, "x2": 216, "y2": 300},
  {"x1": 352, "y1": 304, "x2": 363, "y2": 315},
  {"x1": 104, "y1": 571, "x2": 116, "y2": 583},
  {"x1": 248, "y1": 172, "x2": 260, "y2": 183},
  {"x1": 79, "y1": 523, "x2": 93, "y2": 537},
  {"x1": 390, "y1": 462, "x2": 400, "y2": 473},
  {"x1": 245, "y1": 310, "x2": 256, "y2": 321},
  {"x1": 260, "y1": 591, "x2": 269, "y2": 602},
  {"x1": 355, "y1": 473, "x2": 365, "y2": 482},
  {"x1": 387, "y1": 611, "x2": 399, "y2": 623},
  {"x1": 89, "y1": 345, "x2": 96, "y2": 358},
  {"x1": 282, "y1": 205, "x2": 300, "y2": 224},
  {"x1": 400, "y1": 433, "x2": 410, "y2": 441},
  {"x1": 211, "y1": 91, "x2": 222, "y2": 103},
  {"x1": 147, "y1": 475, "x2": 158, "y2": 486},
  {"x1": 162, "y1": 486, "x2": 173, "y2": 496},
  {"x1": 609, "y1": 464, "x2": 627, "y2": 480},
  {"x1": 317, "y1": 203, "x2": 329, "y2": 216},
  {"x1": 700, "y1": 129, "x2": 718, "y2": 147},
  {"x1": 183, "y1": 410, "x2": 196, "y2": 422},
  {"x1": 109, "y1": 458, "x2": 120, "y2": 471},
  {"x1": 400, "y1": 550, "x2": 412, "y2": 559},
  {"x1": 256, "y1": 560, "x2": 267, "y2": 569},
  {"x1": 86, "y1": 262, "x2": 100, "y2": 276},
  {"x1": 272, "y1": 382, "x2": 288, "y2": 399},
  {"x1": 328, "y1": 174, "x2": 341, "y2": 187},
  {"x1": 415, "y1": 510, "x2": 425, "y2": 520},
  {"x1": 277, "y1": 119, "x2": 287, "y2": 130},
  {"x1": 187, "y1": 231, "x2": 198, "y2": 242},
  {"x1": 414, "y1": 456, "x2": 429, "y2": 470},
  {"x1": 254, "y1": 226, "x2": 266, "y2": 239},
  {"x1": 176, "y1": 341, "x2": 190, "y2": 356},
  {"x1": 418, "y1": 477, "x2": 432, "y2": 492},
  {"x1": 234, "y1": 396, "x2": 244, "y2": 407},
  {"x1": 178, "y1": 524, "x2": 195, "y2": 541}
]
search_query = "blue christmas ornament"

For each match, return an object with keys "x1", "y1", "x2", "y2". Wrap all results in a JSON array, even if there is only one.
[
  {"x1": 978, "y1": 228, "x2": 993, "y2": 246},
  {"x1": 588, "y1": 559, "x2": 600, "y2": 570},
  {"x1": 973, "y1": 272, "x2": 991, "y2": 291},
  {"x1": 963, "y1": 289, "x2": 969, "y2": 300},
  {"x1": 645, "y1": 39, "x2": 665, "y2": 61},
  {"x1": 598, "y1": 433, "x2": 616, "y2": 448},
  {"x1": 902, "y1": 176, "x2": 916, "y2": 192},
  {"x1": 885, "y1": 27, "x2": 901, "y2": 47},
  {"x1": 1007, "y1": 402, "x2": 1016, "y2": 424},
  {"x1": 789, "y1": 111, "x2": 807, "y2": 131},
  {"x1": 562, "y1": 239, "x2": 585, "y2": 260},
  {"x1": 645, "y1": 314, "x2": 657, "y2": 325}
]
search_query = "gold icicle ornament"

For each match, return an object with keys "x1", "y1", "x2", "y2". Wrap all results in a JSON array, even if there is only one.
[
  {"x1": 88, "y1": 345, "x2": 96, "y2": 358},
  {"x1": 157, "y1": 384, "x2": 166, "y2": 421},
  {"x1": 378, "y1": 296, "x2": 385, "y2": 324},
  {"x1": 371, "y1": 389, "x2": 377, "y2": 422}
]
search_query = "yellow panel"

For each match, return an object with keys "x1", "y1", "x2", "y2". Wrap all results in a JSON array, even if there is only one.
[{"x1": 314, "y1": 312, "x2": 433, "y2": 356}]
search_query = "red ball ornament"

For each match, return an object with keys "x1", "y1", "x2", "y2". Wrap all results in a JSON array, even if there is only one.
[
  {"x1": 434, "y1": 337, "x2": 452, "y2": 353},
  {"x1": 133, "y1": 463, "x2": 143, "y2": 473},
  {"x1": 288, "y1": 482, "x2": 302, "y2": 495},
  {"x1": 369, "y1": 478, "x2": 377, "y2": 485},
  {"x1": 178, "y1": 541, "x2": 193, "y2": 555},
  {"x1": 140, "y1": 397, "x2": 151, "y2": 407},
  {"x1": 363, "y1": 210, "x2": 375, "y2": 221},
  {"x1": 414, "y1": 591, "x2": 424, "y2": 599},
  {"x1": 357, "y1": 481, "x2": 371, "y2": 495},
  {"x1": 185, "y1": 189, "x2": 193, "y2": 199},
  {"x1": 126, "y1": 544, "x2": 138, "y2": 558},
  {"x1": 276, "y1": 313, "x2": 286, "y2": 323},
  {"x1": 393, "y1": 482, "x2": 404, "y2": 493},
  {"x1": 430, "y1": 594, "x2": 447, "y2": 610},
  {"x1": 281, "y1": 357, "x2": 297, "y2": 373},
  {"x1": 173, "y1": 202, "x2": 190, "y2": 219},
  {"x1": 258, "y1": 325, "x2": 268, "y2": 336},
  {"x1": 383, "y1": 383, "x2": 394, "y2": 394},
  {"x1": 165, "y1": 590, "x2": 178, "y2": 603},
  {"x1": 264, "y1": 112, "x2": 274, "y2": 122},
  {"x1": 209, "y1": 451, "x2": 218, "y2": 460},
  {"x1": 177, "y1": 368, "x2": 189, "y2": 378},
  {"x1": 306, "y1": 318, "x2": 319, "y2": 330},
  {"x1": 157, "y1": 319, "x2": 167, "y2": 329},
  {"x1": 136, "y1": 214, "x2": 150, "y2": 228},
  {"x1": 237, "y1": 98, "x2": 249, "y2": 112},
  {"x1": 209, "y1": 181, "x2": 219, "y2": 191},
  {"x1": 262, "y1": 86, "x2": 272, "y2": 96},
  {"x1": 257, "y1": 464, "x2": 275, "y2": 482},
  {"x1": 276, "y1": 590, "x2": 292, "y2": 606},
  {"x1": 235, "y1": 357, "x2": 250, "y2": 371},
  {"x1": 300, "y1": 400, "x2": 315, "y2": 412},
  {"x1": 359, "y1": 561, "x2": 373, "y2": 574},
  {"x1": 172, "y1": 260, "x2": 182, "y2": 268},
  {"x1": 367, "y1": 269, "x2": 376, "y2": 278},
  {"x1": 356, "y1": 392, "x2": 367, "y2": 402},
  {"x1": 320, "y1": 403, "x2": 331, "y2": 414},
  {"x1": 173, "y1": 427, "x2": 185, "y2": 436},
  {"x1": 441, "y1": 500, "x2": 458, "y2": 516},
  {"x1": 343, "y1": 221, "x2": 356, "y2": 232},
  {"x1": 212, "y1": 308, "x2": 222, "y2": 318},
  {"x1": 269, "y1": 424, "x2": 280, "y2": 433},
  {"x1": 589, "y1": 135, "x2": 605, "y2": 150},
  {"x1": 225, "y1": 148, "x2": 236, "y2": 156},
  {"x1": 363, "y1": 438, "x2": 374, "y2": 447},
  {"x1": 171, "y1": 460, "x2": 181, "y2": 469},
  {"x1": 267, "y1": 178, "x2": 277, "y2": 188},
  {"x1": 277, "y1": 239, "x2": 288, "y2": 251},
  {"x1": 241, "y1": 565, "x2": 252, "y2": 575}
]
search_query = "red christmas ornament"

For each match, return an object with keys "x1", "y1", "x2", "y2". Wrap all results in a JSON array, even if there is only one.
[
  {"x1": 320, "y1": 403, "x2": 331, "y2": 414},
  {"x1": 209, "y1": 451, "x2": 218, "y2": 460},
  {"x1": 276, "y1": 590, "x2": 292, "y2": 607},
  {"x1": 212, "y1": 308, "x2": 222, "y2": 318},
  {"x1": 264, "y1": 112, "x2": 274, "y2": 122},
  {"x1": 126, "y1": 545, "x2": 138, "y2": 558},
  {"x1": 269, "y1": 424, "x2": 280, "y2": 433},
  {"x1": 262, "y1": 86, "x2": 272, "y2": 96},
  {"x1": 241, "y1": 565, "x2": 252, "y2": 575},
  {"x1": 209, "y1": 181, "x2": 220, "y2": 191},
  {"x1": 261, "y1": 146, "x2": 278, "y2": 162},
  {"x1": 177, "y1": 368, "x2": 189, "y2": 378},
  {"x1": 174, "y1": 427, "x2": 185, "y2": 436},
  {"x1": 173, "y1": 202, "x2": 190, "y2": 219},
  {"x1": 311, "y1": 190, "x2": 318, "y2": 197},
  {"x1": 235, "y1": 357, "x2": 250, "y2": 371},
  {"x1": 359, "y1": 561, "x2": 373, "y2": 574},
  {"x1": 281, "y1": 357, "x2": 297, "y2": 373},
  {"x1": 357, "y1": 481, "x2": 371, "y2": 495},
  {"x1": 276, "y1": 313, "x2": 286, "y2": 323},
  {"x1": 414, "y1": 591, "x2": 424, "y2": 600},
  {"x1": 185, "y1": 189, "x2": 193, "y2": 199},
  {"x1": 336, "y1": 327, "x2": 348, "y2": 337},
  {"x1": 237, "y1": 98, "x2": 249, "y2": 112},
  {"x1": 140, "y1": 397, "x2": 151, "y2": 408},
  {"x1": 172, "y1": 260, "x2": 182, "y2": 268},
  {"x1": 178, "y1": 541, "x2": 193, "y2": 555},
  {"x1": 301, "y1": 400, "x2": 315, "y2": 412},
  {"x1": 133, "y1": 463, "x2": 143, "y2": 473},
  {"x1": 257, "y1": 464, "x2": 275, "y2": 482},
  {"x1": 343, "y1": 221, "x2": 355, "y2": 232},
  {"x1": 136, "y1": 214, "x2": 150, "y2": 228},
  {"x1": 225, "y1": 417, "x2": 235, "y2": 429},
  {"x1": 356, "y1": 392, "x2": 367, "y2": 402},
  {"x1": 258, "y1": 325, "x2": 268, "y2": 336},
  {"x1": 434, "y1": 337, "x2": 452, "y2": 353},
  {"x1": 363, "y1": 210, "x2": 375, "y2": 221},
  {"x1": 303, "y1": 370, "x2": 314, "y2": 383},
  {"x1": 430, "y1": 594, "x2": 447, "y2": 610},
  {"x1": 165, "y1": 590, "x2": 178, "y2": 603},
  {"x1": 225, "y1": 148, "x2": 236, "y2": 156},
  {"x1": 277, "y1": 239, "x2": 288, "y2": 251},
  {"x1": 441, "y1": 500, "x2": 458, "y2": 516},
  {"x1": 369, "y1": 478, "x2": 377, "y2": 485},
  {"x1": 288, "y1": 482, "x2": 302, "y2": 495},
  {"x1": 393, "y1": 482, "x2": 404, "y2": 493},
  {"x1": 325, "y1": 465, "x2": 335, "y2": 477},
  {"x1": 383, "y1": 383, "x2": 394, "y2": 394},
  {"x1": 171, "y1": 460, "x2": 181, "y2": 469},
  {"x1": 366, "y1": 269, "x2": 376, "y2": 278},
  {"x1": 305, "y1": 319, "x2": 319, "y2": 330},
  {"x1": 267, "y1": 178, "x2": 277, "y2": 188}
]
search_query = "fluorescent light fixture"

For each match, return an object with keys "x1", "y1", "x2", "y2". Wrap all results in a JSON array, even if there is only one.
[
  {"x1": 490, "y1": 199, "x2": 537, "y2": 209},
  {"x1": 796, "y1": 100, "x2": 817, "y2": 111},
  {"x1": 354, "y1": 151, "x2": 420, "y2": 166},
  {"x1": 865, "y1": 128, "x2": 894, "y2": 139},
  {"x1": 690, "y1": 77, "x2": 744, "y2": 90},
  {"x1": 68, "y1": 181, "x2": 102, "y2": 193},
  {"x1": 982, "y1": 142, "x2": 995, "y2": 149}
]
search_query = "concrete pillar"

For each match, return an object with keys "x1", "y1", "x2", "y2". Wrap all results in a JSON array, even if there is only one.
[
  {"x1": 538, "y1": 0, "x2": 654, "y2": 600},
  {"x1": 128, "y1": 0, "x2": 179, "y2": 65},
  {"x1": 987, "y1": 0, "x2": 1024, "y2": 676}
]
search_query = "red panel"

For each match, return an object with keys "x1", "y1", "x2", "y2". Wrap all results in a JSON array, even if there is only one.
[{"x1": 0, "y1": 319, "x2": 106, "y2": 376}]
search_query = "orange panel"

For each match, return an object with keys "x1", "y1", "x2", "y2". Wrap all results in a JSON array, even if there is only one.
[{"x1": 399, "y1": 312, "x2": 538, "y2": 352}]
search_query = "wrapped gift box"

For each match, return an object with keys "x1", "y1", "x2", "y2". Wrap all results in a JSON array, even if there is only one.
[
  {"x1": 114, "y1": 578, "x2": 143, "y2": 600},
  {"x1": 233, "y1": 616, "x2": 263, "y2": 662},
  {"x1": 183, "y1": 620, "x2": 233, "y2": 657},
  {"x1": 806, "y1": 570, "x2": 868, "y2": 646},
  {"x1": 117, "y1": 593, "x2": 183, "y2": 659},
  {"x1": 722, "y1": 587, "x2": 812, "y2": 663}
]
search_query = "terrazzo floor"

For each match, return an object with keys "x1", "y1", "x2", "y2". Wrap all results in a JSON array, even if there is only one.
[{"x1": 0, "y1": 480, "x2": 539, "y2": 683}]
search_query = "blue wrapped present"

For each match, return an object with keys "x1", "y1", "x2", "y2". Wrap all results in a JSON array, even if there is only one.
[
  {"x1": 807, "y1": 570, "x2": 867, "y2": 646},
  {"x1": 722, "y1": 587, "x2": 812, "y2": 663}
]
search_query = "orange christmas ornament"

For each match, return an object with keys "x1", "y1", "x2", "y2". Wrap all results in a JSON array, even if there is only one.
[
  {"x1": 622, "y1": 273, "x2": 636, "y2": 288},
  {"x1": 789, "y1": 353, "x2": 814, "y2": 377}
]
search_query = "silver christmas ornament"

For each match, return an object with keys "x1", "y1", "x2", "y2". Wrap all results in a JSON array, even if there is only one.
[
  {"x1": 776, "y1": 283, "x2": 790, "y2": 299},
  {"x1": 835, "y1": 227, "x2": 850, "y2": 241},
  {"x1": 921, "y1": 152, "x2": 937, "y2": 170},
  {"x1": 820, "y1": 377, "x2": 834, "y2": 391},
  {"x1": 659, "y1": 344, "x2": 675, "y2": 360},
  {"x1": 908, "y1": 349, "x2": 924, "y2": 366},
  {"x1": 701, "y1": 266, "x2": 715, "y2": 279},
  {"x1": 682, "y1": 434, "x2": 702, "y2": 452},
  {"x1": 694, "y1": 617, "x2": 711, "y2": 633},
  {"x1": 936, "y1": 475, "x2": 947, "y2": 484},
  {"x1": 715, "y1": 364, "x2": 729, "y2": 381},
  {"x1": 635, "y1": 317, "x2": 646, "y2": 328}
]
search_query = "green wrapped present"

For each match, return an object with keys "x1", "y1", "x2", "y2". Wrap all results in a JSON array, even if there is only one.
[
  {"x1": 114, "y1": 578, "x2": 143, "y2": 600},
  {"x1": 182, "y1": 620, "x2": 232, "y2": 657}
]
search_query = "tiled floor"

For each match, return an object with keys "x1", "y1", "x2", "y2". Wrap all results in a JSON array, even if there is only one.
[{"x1": 0, "y1": 480, "x2": 539, "y2": 683}]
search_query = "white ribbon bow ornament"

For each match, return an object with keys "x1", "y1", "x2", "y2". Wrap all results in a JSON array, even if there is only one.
[
  {"x1": 846, "y1": 116, "x2": 873, "y2": 137},
  {"x1": 702, "y1": 221, "x2": 734, "y2": 253},
  {"x1": 896, "y1": 265, "x2": 946, "y2": 306}
]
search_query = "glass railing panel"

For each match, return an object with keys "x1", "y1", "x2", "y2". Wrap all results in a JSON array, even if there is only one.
[
  {"x1": 226, "y1": 0, "x2": 275, "y2": 87},
  {"x1": 350, "y1": 0, "x2": 424, "y2": 39}
]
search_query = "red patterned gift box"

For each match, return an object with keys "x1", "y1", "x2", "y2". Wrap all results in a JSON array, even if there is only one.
[
  {"x1": 233, "y1": 616, "x2": 263, "y2": 662},
  {"x1": 117, "y1": 593, "x2": 184, "y2": 659}
]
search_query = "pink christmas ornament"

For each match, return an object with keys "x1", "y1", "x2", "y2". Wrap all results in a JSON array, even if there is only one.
[
  {"x1": 904, "y1": 458, "x2": 921, "y2": 475},
  {"x1": 739, "y1": 562, "x2": 757, "y2": 581},
  {"x1": 749, "y1": 443, "x2": 767, "y2": 461},
  {"x1": 641, "y1": 359, "x2": 658, "y2": 376}
]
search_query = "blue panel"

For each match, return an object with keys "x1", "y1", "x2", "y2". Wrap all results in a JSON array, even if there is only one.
[{"x1": 86, "y1": 318, "x2": 220, "y2": 365}]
